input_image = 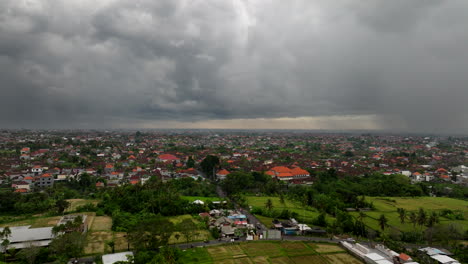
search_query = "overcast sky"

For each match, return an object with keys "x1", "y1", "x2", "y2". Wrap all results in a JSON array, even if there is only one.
[{"x1": 1, "y1": 0, "x2": 467, "y2": 133}]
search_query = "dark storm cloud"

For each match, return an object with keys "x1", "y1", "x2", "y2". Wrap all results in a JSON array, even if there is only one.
[{"x1": 0, "y1": 0, "x2": 467, "y2": 133}]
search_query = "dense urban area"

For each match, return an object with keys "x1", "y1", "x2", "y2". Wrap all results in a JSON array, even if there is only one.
[{"x1": 0, "y1": 130, "x2": 467, "y2": 264}]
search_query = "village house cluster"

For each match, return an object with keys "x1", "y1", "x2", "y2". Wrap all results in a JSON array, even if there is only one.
[{"x1": 0, "y1": 130, "x2": 467, "y2": 193}]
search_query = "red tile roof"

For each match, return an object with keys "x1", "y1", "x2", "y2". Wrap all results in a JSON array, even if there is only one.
[
  {"x1": 290, "y1": 167, "x2": 309, "y2": 176},
  {"x1": 271, "y1": 166, "x2": 291, "y2": 173},
  {"x1": 217, "y1": 169, "x2": 230, "y2": 175},
  {"x1": 158, "y1": 154, "x2": 179, "y2": 161},
  {"x1": 277, "y1": 172, "x2": 293, "y2": 177}
]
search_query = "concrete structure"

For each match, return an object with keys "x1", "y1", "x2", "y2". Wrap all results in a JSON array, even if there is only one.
[
  {"x1": 0, "y1": 226, "x2": 54, "y2": 252},
  {"x1": 341, "y1": 241, "x2": 419, "y2": 264},
  {"x1": 102, "y1": 251, "x2": 134, "y2": 264}
]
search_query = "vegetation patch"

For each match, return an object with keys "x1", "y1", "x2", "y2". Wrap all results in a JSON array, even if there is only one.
[
  {"x1": 251, "y1": 256, "x2": 270, "y2": 264},
  {"x1": 280, "y1": 241, "x2": 314, "y2": 256},
  {"x1": 90, "y1": 216, "x2": 112, "y2": 231},
  {"x1": 179, "y1": 247, "x2": 213, "y2": 264},
  {"x1": 66, "y1": 199, "x2": 100, "y2": 212},
  {"x1": 114, "y1": 232, "x2": 129, "y2": 252},
  {"x1": 182, "y1": 196, "x2": 221, "y2": 202},
  {"x1": 270, "y1": 256, "x2": 294, "y2": 264},
  {"x1": 0, "y1": 215, "x2": 62, "y2": 228},
  {"x1": 208, "y1": 246, "x2": 235, "y2": 260},
  {"x1": 84, "y1": 231, "x2": 112, "y2": 254},
  {"x1": 290, "y1": 255, "x2": 329, "y2": 264},
  {"x1": 309, "y1": 243, "x2": 345, "y2": 253},
  {"x1": 240, "y1": 242, "x2": 283, "y2": 257},
  {"x1": 324, "y1": 253, "x2": 363, "y2": 264}
]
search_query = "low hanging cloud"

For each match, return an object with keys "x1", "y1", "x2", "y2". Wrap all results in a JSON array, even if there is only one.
[{"x1": 0, "y1": 0, "x2": 467, "y2": 133}]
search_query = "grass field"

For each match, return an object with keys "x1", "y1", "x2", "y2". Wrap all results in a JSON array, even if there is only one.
[
  {"x1": 254, "y1": 214, "x2": 277, "y2": 227},
  {"x1": 179, "y1": 241, "x2": 362, "y2": 264},
  {"x1": 66, "y1": 199, "x2": 100, "y2": 212},
  {"x1": 246, "y1": 196, "x2": 333, "y2": 225},
  {"x1": 350, "y1": 197, "x2": 468, "y2": 232}
]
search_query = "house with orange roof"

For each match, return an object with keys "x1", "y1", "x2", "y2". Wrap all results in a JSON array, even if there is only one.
[
  {"x1": 12, "y1": 181, "x2": 31, "y2": 191},
  {"x1": 20, "y1": 154, "x2": 30, "y2": 160},
  {"x1": 20, "y1": 147, "x2": 30, "y2": 154},
  {"x1": 290, "y1": 167, "x2": 310, "y2": 179},
  {"x1": 158, "y1": 154, "x2": 180, "y2": 162},
  {"x1": 277, "y1": 172, "x2": 293, "y2": 181},
  {"x1": 216, "y1": 169, "x2": 230, "y2": 180},
  {"x1": 36, "y1": 173, "x2": 54, "y2": 188},
  {"x1": 104, "y1": 164, "x2": 115, "y2": 173},
  {"x1": 14, "y1": 188, "x2": 28, "y2": 193}
]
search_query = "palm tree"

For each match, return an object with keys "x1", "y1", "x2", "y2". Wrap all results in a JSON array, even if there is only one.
[
  {"x1": 358, "y1": 210, "x2": 366, "y2": 222},
  {"x1": 397, "y1": 208, "x2": 406, "y2": 224},
  {"x1": 378, "y1": 214, "x2": 388, "y2": 232},
  {"x1": 417, "y1": 208, "x2": 427, "y2": 228},
  {"x1": 265, "y1": 199, "x2": 273, "y2": 211},
  {"x1": 106, "y1": 240, "x2": 115, "y2": 253},
  {"x1": 425, "y1": 212, "x2": 439, "y2": 245},
  {"x1": 409, "y1": 212, "x2": 418, "y2": 228},
  {"x1": 279, "y1": 194, "x2": 285, "y2": 206}
]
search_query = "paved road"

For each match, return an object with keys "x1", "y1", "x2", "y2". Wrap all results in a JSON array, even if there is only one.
[{"x1": 173, "y1": 235, "x2": 343, "y2": 250}]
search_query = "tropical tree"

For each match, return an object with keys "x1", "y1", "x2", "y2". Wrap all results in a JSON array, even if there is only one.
[
  {"x1": 17, "y1": 244, "x2": 41, "y2": 264},
  {"x1": 279, "y1": 193, "x2": 285, "y2": 206},
  {"x1": 397, "y1": 208, "x2": 406, "y2": 224},
  {"x1": 55, "y1": 199, "x2": 70, "y2": 214},
  {"x1": 0, "y1": 226, "x2": 11, "y2": 255},
  {"x1": 265, "y1": 199, "x2": 273, "y2": 212},
  {"x1": 49, "y1": 232, "x2": 86, "y2": 259},
  {"x1": 378, "y1": 214, "x2": 388, "y2": 231},
  {"x1": 200, "y1": 155, "x2": 220, "y2": 180},
  {"x1": 106, "y1": 240, "x2": 115, "y2": 253},
  {"x1": 178, "y1": 219, "x2": 198, "y2": 243},
  {"x1": 358, "y1": 210, "x2": 366, "y2": 222},
  {"x1": 409, "y1": 212, "x2": 418, "y2": 228},
  {"x1": 417, "y1": 208, "x2": 427, "y2": 228},
  {"x1": 425, "y1": 212, "x2": 439, "y2": 245},
  {"x1": 128, "y1": 216, "x2": 174, "y2": 251}
]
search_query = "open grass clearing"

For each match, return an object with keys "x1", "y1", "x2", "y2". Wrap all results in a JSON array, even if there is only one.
[
  {"x1": 350, "y1": 197, "x2": 468, "y2": 232},
  {"x1": 66, "y1": 199, "x2": 100, "y2": 212},
  {"x1": 90, "y1": 216, "x2": 112, "y2": 231},
  {"x1": 367, "y1": 197, "x2": 468, "y2": 213},
  {"x1": 254, "y1": 214, "x2": 278, "y2": 228},
  {"x1": 246, "y1": 196, "x2": 334, "y2": 223}
]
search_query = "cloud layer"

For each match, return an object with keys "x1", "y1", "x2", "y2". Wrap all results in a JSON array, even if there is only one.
[{"x1": 1, "y1": 0, "x2": 467, "y2": 133}]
